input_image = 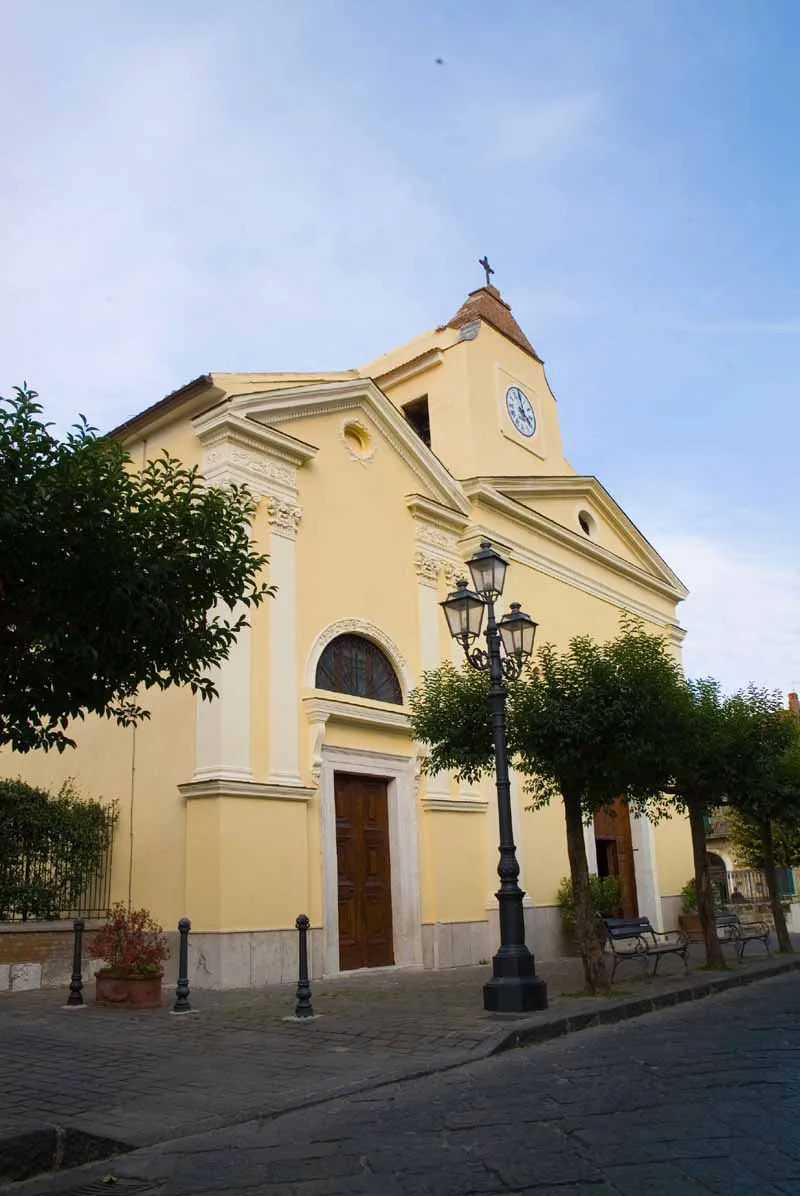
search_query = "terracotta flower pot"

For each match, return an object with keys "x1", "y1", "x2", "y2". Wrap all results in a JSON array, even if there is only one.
[
  {"x1": 95, "y1": 971, "x2": 163, "y2": 1008},
  {"x1": 678, "y1": 912, "x2": 703, "y2": 941}
]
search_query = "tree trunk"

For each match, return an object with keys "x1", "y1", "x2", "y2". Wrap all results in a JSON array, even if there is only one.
[
  {"x1": 563, "y1": 792, "x2": 609, "y2": 993},
  {"x1": 687, "y1": 799, "x2": 724, "y2": 968},
  {"x1": 761, "y1": 818, "x2": 792, "y2": 953}
]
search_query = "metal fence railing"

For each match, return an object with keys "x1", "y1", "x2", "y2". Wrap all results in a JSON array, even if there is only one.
[
  {"x1": 708, "y1": 866, "x2": 796, "y2": 906},
  {"x1": 0, "y1": 805, "x2": 116, "y2": 923}
]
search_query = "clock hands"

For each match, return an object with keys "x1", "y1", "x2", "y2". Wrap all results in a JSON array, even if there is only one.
[{"x1": 506, "y1": 388, "x2": 535, "y2": 436}]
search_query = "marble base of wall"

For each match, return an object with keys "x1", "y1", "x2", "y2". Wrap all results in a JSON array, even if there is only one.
[
  {"x1": 421, "y1": 921, "x2": 491, "y2": 969},
  {"x1": 188, "y1": 928, "x2": 325, "y2": 990},
  {"x1": 661, "y1": 895, "x2": 682, "y2": 931},
  {"x1": 421, "y1": 906, "x2": 569, "y2": 972},
  {"x1": 484, "y1": 903, "x2": 568, "y2": 962},
  {"x1": 786, "y1": 901, "x2": 800, "y2": 936}
]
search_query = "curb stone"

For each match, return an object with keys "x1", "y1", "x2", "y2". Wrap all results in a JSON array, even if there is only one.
[{"x1": 489, "y1": 954, "x2": 800, "y2": 1053}]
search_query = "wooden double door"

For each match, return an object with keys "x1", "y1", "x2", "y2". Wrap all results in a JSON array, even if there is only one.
[
  {"x1": 594, "y1": 798, "x2": 639, "y2": 918},
  {"x1": 335, "y1": 773, "x2": 394, "y2": 971}
]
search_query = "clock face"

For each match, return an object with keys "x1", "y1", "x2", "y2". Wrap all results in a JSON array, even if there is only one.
[{"x1": 505, "y1": 386, "x2": 536, "y2": 438}]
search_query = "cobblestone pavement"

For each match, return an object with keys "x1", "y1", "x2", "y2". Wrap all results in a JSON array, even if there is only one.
[
  {"x1": 29, "y1": 969, "x2": 800, "y2": 1196},
  {"x1": 2, "y1": 948, "x2": 799, "y2": 1184},
  {"x1": 0, "y1": 960, "x2": 588, "y2": 1151}
]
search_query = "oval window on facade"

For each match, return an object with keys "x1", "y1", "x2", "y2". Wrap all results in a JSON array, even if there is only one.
[{"x1": 315, "y1": 634, "x2": 403, "y2": 705}]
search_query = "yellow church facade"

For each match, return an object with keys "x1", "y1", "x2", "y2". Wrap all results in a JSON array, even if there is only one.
[{"x1": 6, "y1": 283, "x2": 694, "y2": 987}]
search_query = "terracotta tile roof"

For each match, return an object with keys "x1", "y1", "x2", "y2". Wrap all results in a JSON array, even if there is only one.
[{"x1": 445, "y1": 285, "x2": 542, "y2": 362}]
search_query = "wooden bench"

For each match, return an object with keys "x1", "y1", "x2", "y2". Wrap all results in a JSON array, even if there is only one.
[
  {"x1": 715, "y1": 911, "x2": 771, "y2": 960},
  {"x1": 602, "y1": 916, "x2": 690, "y2": 981}
]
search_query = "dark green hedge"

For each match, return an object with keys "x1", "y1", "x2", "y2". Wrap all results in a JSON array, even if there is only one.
[{"x1": 0, "y1": 778, "x2": 116, "y2": 921}]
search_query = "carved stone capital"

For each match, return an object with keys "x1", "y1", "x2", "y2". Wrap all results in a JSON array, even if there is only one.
[
  {"x1": 415, "y1": 522, "x2": 458, "y2": 556},
  {"x1": 414, "y1": 551, "x2": 441, "y2": 587},
  {"x1": 267, "y1": 497, "x2": 303, "y2": 539}
]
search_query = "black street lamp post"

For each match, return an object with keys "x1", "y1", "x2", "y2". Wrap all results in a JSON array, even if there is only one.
[{"x1": 440, "y1": 541, "x2": 548, "y2": 1013}]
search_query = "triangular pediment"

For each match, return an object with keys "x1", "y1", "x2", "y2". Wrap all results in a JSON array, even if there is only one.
[
  {"x1": 465, "y1": 475, "x2": 687, "y2": 599},
  {"x1": 225, "y1": 378, "x2": 471, "y2": 517}
]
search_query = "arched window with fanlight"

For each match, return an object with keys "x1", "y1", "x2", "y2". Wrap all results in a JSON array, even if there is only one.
[{"x1": 315, "y1": 634, "x2": 403, "y2": 705}]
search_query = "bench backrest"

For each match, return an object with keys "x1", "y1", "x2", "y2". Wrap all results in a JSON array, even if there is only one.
[
  {"x1": 715, "y1": 912, "x2": 741, "y2": 930},
  {"x1": 603, "y1": 916, "x2": 655, "y2": 941}
]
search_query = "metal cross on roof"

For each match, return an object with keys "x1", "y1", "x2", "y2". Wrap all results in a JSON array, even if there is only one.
[{"x1": 478, "y1": 256, "x2": 494, "y2": 287}]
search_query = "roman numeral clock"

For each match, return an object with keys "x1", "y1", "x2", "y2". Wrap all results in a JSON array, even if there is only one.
[{"x1": 505, "y1": 385, "x2": 536, "y2": 438}]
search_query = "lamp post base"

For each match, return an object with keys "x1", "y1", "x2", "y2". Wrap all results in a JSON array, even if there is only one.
[{"x1": 483, "y1": 948, "x2": 548, "y2": 1013}]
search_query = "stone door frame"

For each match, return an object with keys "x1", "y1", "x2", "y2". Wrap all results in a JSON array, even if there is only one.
[{"x1": 320, "y1": 745, "x2": 422, "y2": 976}]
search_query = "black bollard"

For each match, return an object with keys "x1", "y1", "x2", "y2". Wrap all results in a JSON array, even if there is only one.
[
  {"x1": 173, "y1": 917, "x2": 192, "y2": 1013},
  {"x1": 66, "y1": 918, "x2": 85, "y2": 1007},
  {"x1": 294, "y1": 914, "x2": 313, "y2": 1018}
]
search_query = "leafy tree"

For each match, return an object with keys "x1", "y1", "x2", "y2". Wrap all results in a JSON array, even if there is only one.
[
  {"x1": 410, "y1": 618, "x2": 684, "y2": 993},
  {"x1": 1, "y1": 385, "x2": 272, "y2": 752},
  {"x1": 664, "y1": 679, "x2": 732, "y2": 968},
  {"x1": 666, "y1": 683, "x2": 798, "y2": 964},
  {"x1": 728, "y1": 809, "x2": 800, "y2": 871},
  {"x1": 509, "y1": 621, "x2": 682, "y2": 992},
  {"x1": 724, "y1": 690, "x2": 800, "y2": 952}
]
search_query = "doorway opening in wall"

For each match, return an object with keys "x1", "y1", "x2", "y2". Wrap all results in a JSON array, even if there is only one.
[
  {"x1": 594, "y1": 799, "x2": 639, "y2": 918},
  {"x1": 334, "y1": 772, "x2": 395, "y2": 970}
]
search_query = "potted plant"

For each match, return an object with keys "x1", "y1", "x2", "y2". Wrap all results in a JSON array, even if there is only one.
[
  {"x1": 91, "y1": 903, "x2": 169, "y2": 1007},
  {"x1": 678, "y1": 877, "x2": 703, "y2": 940},
  {"x1": 557, "y1": 874, "x2": 622, "y2": 951}
]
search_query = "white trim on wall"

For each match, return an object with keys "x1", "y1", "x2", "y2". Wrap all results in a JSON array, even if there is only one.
[
  {"x1": 267, "y1": 528, "x2": 302, "y2": 785},
  {"x1": 319, "y1": 745, "x2": 422, "y2": 977},
  {"x1": 193, "y1": 600, "x2": 253, "y2": 783},
  {"x1": 631, "y1": 813, "x2": 663, "y2": 931}
]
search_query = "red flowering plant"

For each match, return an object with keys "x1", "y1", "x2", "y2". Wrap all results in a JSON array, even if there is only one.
[{"x1": 91, "y1": 903, "x2": 169, "y2": 977}]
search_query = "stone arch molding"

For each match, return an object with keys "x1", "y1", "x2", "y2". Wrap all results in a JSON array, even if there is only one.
[{"x1": 305, "y1": 619, "x2": 411, "y2": 703}]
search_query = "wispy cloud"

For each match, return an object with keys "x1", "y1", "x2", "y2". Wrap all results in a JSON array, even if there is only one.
[
  {"x1": 0, "y1": 12, "x2": 450, "y2": 432},
  {"x1": 657, "y1": 531, "x2": 799, "y2": 697}
]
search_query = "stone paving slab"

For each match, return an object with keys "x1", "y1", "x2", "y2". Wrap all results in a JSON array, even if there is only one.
[
  {"x1": 0, "y1": 946, "x2": 798, "y2": 1184},
  {"x1": 7, "y1": 969, "x2": 800, "y2": 1196}
]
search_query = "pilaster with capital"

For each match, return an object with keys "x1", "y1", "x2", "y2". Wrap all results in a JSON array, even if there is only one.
[
  {"x1": 191, "y1": 410, "x2": 315, "y2": 787},
  {"x1": 410, "y1": 514, "x2": 467, "y2": 804}
]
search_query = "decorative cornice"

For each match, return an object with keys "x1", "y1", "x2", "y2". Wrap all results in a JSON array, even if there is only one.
[
  {"x1": 464, "y1": 482, "x2": 688, "y2": 604},
  {"x1": 405, "y1": 495, "x2": 470, "y2": 535},
  {"x1": 195, "y1": 410, "x2": 318, "y2": 467},
  {"x1": 228, "y1": 379, "x2": 471, "y2": 516},
  {"x1": 421, "y1": 796, "x2": 489, "y2": 813},
  {"x1": 406, "y1": 495, "x2": 467, "y2": 589},
  {"x1": 193, "y1": 411, "x2": 316, "y2": 502},
  {"x1": 468, "y1": 519, "x2": 685, "y2": 637},
  {"x1": 303, "y1": 694, "x2": 410, "y2": 731},
  {"x1": 266, "y1": 496, "x2": 303, "y2": 539},
  {"x1": 371, "y1": 348, "x2": 444, "y2": 390},
  {"x1": 178, "y1": 778, "x2": 315, "y2": 802},
  {"x1": 484, "y1": 474, "x2": 687, "y2": 595}
]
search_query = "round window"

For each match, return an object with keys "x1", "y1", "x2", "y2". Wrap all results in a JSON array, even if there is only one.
[
  {"x1": 578, "y1": 510, "x2": 596, "y2": 538},
  {"x1": 342, "y1": 421, "x2": 373, "y2": 461}
]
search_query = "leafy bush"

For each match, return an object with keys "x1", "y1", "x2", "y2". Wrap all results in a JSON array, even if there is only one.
[
  {"x1": 680, "y1": 877, "x2": 698, "y2": 914},
  {"x1": 91, "y1": 904, "x2": 168, "y2": 976},
  {"x1": 0, "y1": 778, "x2": 116, "y2": 921},
  {"x1": 680, "y1": 876, "x2": 725, "y2": 913},
  {"x1": 557, "y1": 873, "x2": 622, "y2": 932}
]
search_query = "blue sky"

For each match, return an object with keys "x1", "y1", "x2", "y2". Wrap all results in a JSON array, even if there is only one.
[{"x1": 2, "y1": 0, "x2": 797, "y2": 695}]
